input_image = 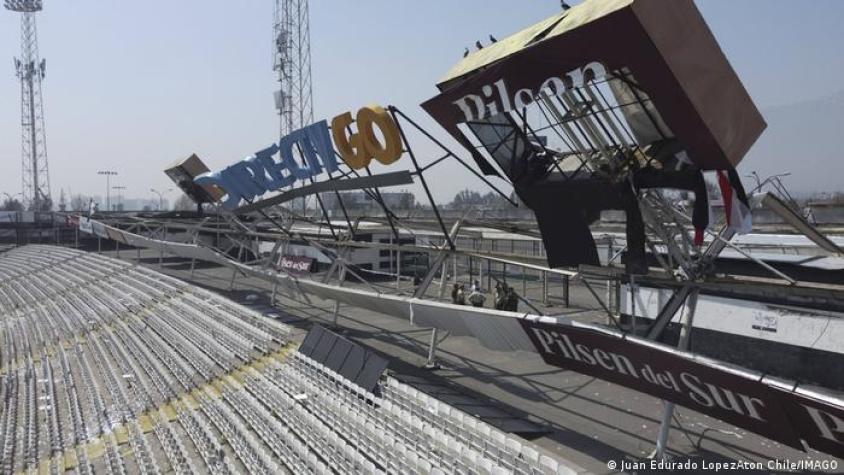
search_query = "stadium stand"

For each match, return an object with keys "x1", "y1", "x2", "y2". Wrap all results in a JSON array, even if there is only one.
[{"x1": 0, "y1": 245, "x2": 577, "y2": 474}]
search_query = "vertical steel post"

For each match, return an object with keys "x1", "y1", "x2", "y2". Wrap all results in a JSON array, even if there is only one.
[
  {"x1": 630, "y1": 275, "x2": 638, "y2": 334},
  {"x1": 332, "y1": 265, "x2": 347, "y2": 327},
  {"x1": 486, "y1": 258, "x2": 491, "y2": 289},
  {"x1": 438, "y1": 254, "x2": 449, "y2": 299},
  {"x1": 543, "y1": 271, "x2": 548, "y2": 306},
  {"x1": 562, "y1": 275, "x2": 570, "y2": 307},
  {"x1": 653, "y1": 290, "x2": 699, "y2": 459},
  {"x1": 424, "y1": 328, "x2": 440, "y2": 369},
  {"x1": 522, "y1": 267, "x2": 527, "y2": 296},
  {"x1": 606, "y1": 238, "x2": 614, "y2": 312},
  {"x1": 396, "y1": 249, "x2": 401, "y2": 290}
]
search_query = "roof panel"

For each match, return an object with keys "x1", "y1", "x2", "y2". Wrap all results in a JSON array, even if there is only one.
[{"x1": 438, "y1": 0, "x2": 633, "y2": 87}]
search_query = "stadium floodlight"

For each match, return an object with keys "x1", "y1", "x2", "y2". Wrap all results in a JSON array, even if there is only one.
[
  {"x1": 3, "y1": 0, "x2": 43, "y2": 12},
  {"x1": 97, "y1": 170, "x2": 118, "y2": 212}
]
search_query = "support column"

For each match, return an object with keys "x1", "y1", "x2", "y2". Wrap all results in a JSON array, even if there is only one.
[
  {"x1": 414, "y1": 217, "x2": 467, "y2": 300},
  {"x1": 542, "y1": 271, "x2": 548, "y2": 306},
  {"x1": 653, "y1": 289, "x2": 699, "y2": 460},
  {"x1": 396, "y1": 249, "x2": 401, "y2": 291},
  {"x1": 424, "y1": 328, "x2": 440, "y2": 369},
  {"x1": 630, "y1": 276, "x2": 638, "y2": 334},
  {"x1": 522, "y1": 267, "x2": 527, "y2": 296},
  {"x1": 333, "y1": 265, "x2": 348, "y2": 328},
  {"x1": 562, "y1": 275, "x2": 570, "y2": 307},
  {"x1": 438, "y1": 254, "x2": 449, "y2": 299},
  {"x1": 229, "y1": 267, "x2": 238, "y2": 290},
  {"x1": 485, "y1": 258, "x2": 491, "y2": 289},
  {"x1": 468, "y1": 256, "x2": 473, "y2": 283}
]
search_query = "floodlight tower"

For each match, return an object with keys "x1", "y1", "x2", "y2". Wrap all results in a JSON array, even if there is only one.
[
  {"x1": 5, "y1": 0, "x2": 51, "y2": 211},
  {"x1": 273, "y1": 0, "x2": 313, "y2": 138}
]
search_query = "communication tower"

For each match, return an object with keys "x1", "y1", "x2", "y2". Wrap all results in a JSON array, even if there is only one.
[
  {"x1": 5, "y1": 0, "x2": 51, "y2": 211},
  {"x1": 273, "y1": 0, "x2": 313, "y2": 138},
  {"x1": 273, "y1": 0, "x2": 314, "y2": 214}
]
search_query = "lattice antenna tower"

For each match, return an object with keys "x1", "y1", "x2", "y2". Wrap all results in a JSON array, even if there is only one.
[
  {"x1": 274, "y1": 0, "x2": 313, "y2": 138},
  {"x1": 5, "y1": 0, "x2": 51, "y2": 211},
  {"x1": 273, "y1": 0, "x2": 313, "y2": 215}
]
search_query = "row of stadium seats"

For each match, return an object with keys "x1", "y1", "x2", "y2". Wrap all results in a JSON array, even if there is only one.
[
  {"x1": 0, "y1": 246, "x2": 291, "y2": 473},
  {"x1": 1, "y1": 245, "x2": 577, "y2": 474}
]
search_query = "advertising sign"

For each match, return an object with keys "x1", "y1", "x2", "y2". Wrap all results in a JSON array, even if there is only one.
[
  {"x1": 195, "y1": 120, "x2": 338, "y2": 210},
  {"x1": 422, "y1": 0, "x2": 765, "y2": 171},
  {"x1": 519, "y1": 319, "x2": 844, "y2": 458},
  {"x1": 195, "y1": 105, "x2": 404, "y2": 210},
  {"x1": 278, "y1": 255, "x2": 314, "y2": 275}
]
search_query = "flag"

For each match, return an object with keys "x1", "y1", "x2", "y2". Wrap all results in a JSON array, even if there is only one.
[{"x1": 716, "y1": 167, "x2": 753, "y2": 235}]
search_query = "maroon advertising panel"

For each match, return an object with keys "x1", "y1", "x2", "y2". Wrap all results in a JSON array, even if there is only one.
[
  {"x1": 779, "y1": 391, "x2": 844, "y2": 459},
  {"x1": 519, "y1": 319, "x2": 844, "y2": 458},
  {"x1": 422, "y1": 0, "x2": 765, "y2": 171},
  {"x1": 519, "y1": 319, "x2": 802, "y2": 448},
  {"x1": 278, "y1": 255, "x2": 314, "y2": 276}
]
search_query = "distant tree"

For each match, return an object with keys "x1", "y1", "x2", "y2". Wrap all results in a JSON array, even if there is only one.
[
  {"x1": 173, "y1": 194, "x2": 196, "y2": 211},
  {"x1": 823, "y1": 192, "x2": 844, "y2": 205},
  {"x1": 32, "y1": 196, "x2": 52, "y2": 212},
  {"x1": 480, "y1": 191, "x2": 514, "y2": 208},
  {"x1": 450, "y1": 189, "x2": 518, "y2": 209},
  {"x1": 451, "y1": 189, "x2": 484, "y2": 208},
  {"x1": 1, "y1": 198, "x2": 23, "y2": 212},
  {"x1": 398, "y1": 192, "x2": 415, "y2": 209},
  {"x1": 70, "y1": 194, "x2": 93, "y2": 212}
]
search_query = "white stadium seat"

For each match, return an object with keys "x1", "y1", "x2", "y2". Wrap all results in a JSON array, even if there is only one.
[{"x1": 0, "y1": 245, "x2": 578, "y2": 475}]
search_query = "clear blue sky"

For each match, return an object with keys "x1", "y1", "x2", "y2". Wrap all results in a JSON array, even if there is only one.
[{"x1": 2, "y1": 0, "x2": 843, "y2": 204}]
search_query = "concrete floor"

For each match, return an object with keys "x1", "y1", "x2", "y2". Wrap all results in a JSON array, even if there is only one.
[{"x1": 106, "y1": 248, "x2": 843, "y2": 474}]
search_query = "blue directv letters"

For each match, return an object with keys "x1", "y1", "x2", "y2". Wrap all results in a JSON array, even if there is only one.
[{"x1": 195, "y1": 120, "x2": 340, "y2": 210}]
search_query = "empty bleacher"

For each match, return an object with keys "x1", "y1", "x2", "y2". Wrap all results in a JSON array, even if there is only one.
[{"x1": 0, "y1": 245, "x2": 577, "y2": 474}]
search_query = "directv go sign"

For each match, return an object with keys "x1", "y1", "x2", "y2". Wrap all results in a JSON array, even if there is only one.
[{"x1": 195, "y1": 105, "x2": 403, "y2": 210}]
